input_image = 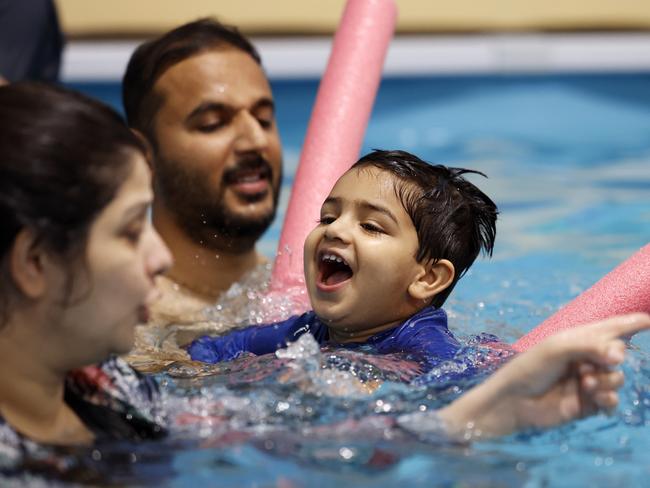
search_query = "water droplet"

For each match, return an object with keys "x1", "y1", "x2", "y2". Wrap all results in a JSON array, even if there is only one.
[{"x1": 339, "y1": 447, "x2": 355, "y2": 460}]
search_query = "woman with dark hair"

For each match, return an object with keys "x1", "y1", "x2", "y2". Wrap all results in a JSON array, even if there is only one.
[
  {"x1": 0, "y1": 82, "x2": 173, "y2": 463},
  {"x1": 0, "y1": 81, "x2": 648, "y2": 480}
]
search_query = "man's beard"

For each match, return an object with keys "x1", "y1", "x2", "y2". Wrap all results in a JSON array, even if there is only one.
[{"x1": 154, "y1": 154, "x2": 281, "y2": 253}]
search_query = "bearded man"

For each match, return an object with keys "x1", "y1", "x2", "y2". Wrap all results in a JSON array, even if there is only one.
[{"x1": 122, "y1": 19, "x2": 283, "y2": 340}]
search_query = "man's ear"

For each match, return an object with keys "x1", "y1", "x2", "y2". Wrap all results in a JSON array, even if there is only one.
[
  {"x1": 9, "y1": 229, "x2": 49, "y2": 298},
  {"x1": 130, "y1": 128, "x2": 155, "y2": 171},
  {"x1": 408, "y1": 259, "x2": 455, "y2": 302}
]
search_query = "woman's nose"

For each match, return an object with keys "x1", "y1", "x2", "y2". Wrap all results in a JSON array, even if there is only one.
[{"x1": 146, "y1": 226, "x2": 173, "y2": 278}]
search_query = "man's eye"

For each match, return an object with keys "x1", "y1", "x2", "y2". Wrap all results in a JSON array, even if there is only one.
[
  {"x1": 318, "y1": 216, "x2": 335, "y2": 225},
  {"x1": 257, "y1": 117, "x2": 273, "y2": 129},
  {"x1": 361, "y1": 222, "x2": 384, "y2": 234},
  {"x1": 197, "y1": 121, "x2": 224, "y2": 133}
]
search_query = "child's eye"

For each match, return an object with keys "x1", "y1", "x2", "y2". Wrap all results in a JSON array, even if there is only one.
[
  {"x1": 361, "y1": 222, "x2": 384, "y2": 234},
  {"x1": 317, "y1": 216, "x2": 336, "y2": 225}
]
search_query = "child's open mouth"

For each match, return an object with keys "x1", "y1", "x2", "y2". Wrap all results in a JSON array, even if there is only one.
[{"x1": 317, "y1": 252, "x2": 353, "y2": 291}]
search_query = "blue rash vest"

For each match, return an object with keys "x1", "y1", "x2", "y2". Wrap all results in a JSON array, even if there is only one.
[{"x1": 188, "y1": 307, "x2": 460, "y2": 364}]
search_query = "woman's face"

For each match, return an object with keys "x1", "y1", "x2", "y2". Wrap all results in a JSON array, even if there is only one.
[{"x1": 57, "y1": 152, "x2": 172, "y2": 365}]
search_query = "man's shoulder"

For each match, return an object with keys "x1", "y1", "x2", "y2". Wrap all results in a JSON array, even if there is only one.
[{"x1": 149, "y1": 275, "x2": 214, "y2": 325}]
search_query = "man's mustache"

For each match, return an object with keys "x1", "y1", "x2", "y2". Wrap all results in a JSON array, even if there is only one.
[{"x1": 223, "y1": 156, "x2": 273, "y2": 184}]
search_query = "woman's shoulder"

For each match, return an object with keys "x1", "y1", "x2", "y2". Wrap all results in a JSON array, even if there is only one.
[
  {"x1": 65, "y1": 356, "x2": 167, "y2": 441},
  {"x1": 67, "y1": 356, "x2": 160, "y2": 405},
  {"x1": 0, "y1": 411, "x2": 54, "y2": 474}
]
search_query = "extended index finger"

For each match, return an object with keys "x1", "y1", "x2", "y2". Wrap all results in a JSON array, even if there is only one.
[{"x1": 593, "y1": 313, "x2": 650, "y2": 339}]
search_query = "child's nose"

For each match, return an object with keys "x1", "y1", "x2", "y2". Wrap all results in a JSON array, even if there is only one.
[{"x1": 324, "y1": 217, "x2": 352, "y2": 243}]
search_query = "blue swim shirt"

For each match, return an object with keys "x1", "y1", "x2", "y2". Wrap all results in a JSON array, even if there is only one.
[{"x1": 188, "y1": 307, "x2": 460, "y2": 364}]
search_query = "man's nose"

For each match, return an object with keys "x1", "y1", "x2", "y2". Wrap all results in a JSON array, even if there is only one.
[{"x1": 233, "y1": 110, "x2": 268, "y2": 153}]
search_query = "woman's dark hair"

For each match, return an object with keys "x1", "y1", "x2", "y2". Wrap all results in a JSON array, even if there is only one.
[
  {"x1": 0, "y1": 82, "x2": 146, "y2": 324},
  {"x1": 122, "y1": 17, "x2": 261, "y2": 142},
  {"x1": 352, "y1": 150, "x2": 499, "y2": 308}
]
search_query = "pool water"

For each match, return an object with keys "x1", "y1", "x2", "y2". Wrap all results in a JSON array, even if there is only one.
[{"x1": 41, "y1": 73, "x2": 650, "y2": 486}]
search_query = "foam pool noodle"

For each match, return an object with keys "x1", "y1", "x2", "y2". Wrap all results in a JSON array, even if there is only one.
[
  {"x1": 513, "y1": 243, "x2": 650, "y2": 352},
  {"x1": 270, "y1": 0, "x2": 398, "y2": 307}
]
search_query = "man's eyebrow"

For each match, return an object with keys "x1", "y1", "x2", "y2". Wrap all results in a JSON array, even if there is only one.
[
  {"x1": 357, "y1": 201, "x2": 399, "y2": 225},
  {"x1": 186, "y1": 97, "x2": 275, "y2": 122},
  {"x1": 186, "y1": 101, "x2": 228, "y2": 121},
  {"x1": 251, "y1": 97, "x2": 275, "y2": 113}
]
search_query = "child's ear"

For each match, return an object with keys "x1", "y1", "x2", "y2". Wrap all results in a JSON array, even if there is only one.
[
  {"x1": 408, "y1": 259, "x2": 455, "y2": 303},
  {"x1": 9, "y1": 229, "x2": 49, "y2": 299}
]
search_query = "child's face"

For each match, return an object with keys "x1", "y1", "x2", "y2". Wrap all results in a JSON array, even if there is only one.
[{"x1": 304, "y1": 166, "x2": 424, "y2": 340}]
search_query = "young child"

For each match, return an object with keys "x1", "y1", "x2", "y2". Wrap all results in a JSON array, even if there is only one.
[{"x1": 188, "y1": 149, "x2": 498, "y2": 364}]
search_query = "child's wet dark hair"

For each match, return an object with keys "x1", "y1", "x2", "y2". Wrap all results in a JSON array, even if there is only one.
[{"x1": 352, "y1": 149, "x2": 498, "y2": 308}]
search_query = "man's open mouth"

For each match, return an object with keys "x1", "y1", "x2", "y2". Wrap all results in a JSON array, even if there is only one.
[
  {"x1": 224, "y1": 159, "x2": 273, "y2": 198},
  {"x1": 317, "y1": 252, "x2": 353, "y2": 288}
]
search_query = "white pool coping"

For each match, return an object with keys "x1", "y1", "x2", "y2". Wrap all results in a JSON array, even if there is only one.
[{"x1": 62, "y1": 33, "x2": 650, "y2": 82}]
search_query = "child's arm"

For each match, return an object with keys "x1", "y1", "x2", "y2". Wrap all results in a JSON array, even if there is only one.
[
  {"x1": 187, "y1": 313, "x2": 315, "y2": 364},
  {"x1": 410, "y1": 313, "x2": 650, "y2": 440}
]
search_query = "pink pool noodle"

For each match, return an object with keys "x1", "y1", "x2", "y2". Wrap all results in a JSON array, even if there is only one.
[
  {"x1": 270, "y1": 0, "x2": 398, "y2": 293},
  {"x1": 513, "y1": 243, "x2": 650, "y2": 352}
]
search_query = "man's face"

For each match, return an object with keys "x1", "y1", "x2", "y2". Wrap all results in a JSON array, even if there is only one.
[
  {"x1": 151, "y1": 48, "x2": 283, "y2": 251},
  {"x1": 303, "y1": 167, "x2": 423, "y2": 336}
]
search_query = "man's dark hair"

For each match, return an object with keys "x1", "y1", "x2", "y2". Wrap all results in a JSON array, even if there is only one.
[
  {"x1": 122, "y1": 17, "x2": 261, "y2": 140},
  {"x1": 352, "y1": 149, "x2": 498, "y2": 308}
]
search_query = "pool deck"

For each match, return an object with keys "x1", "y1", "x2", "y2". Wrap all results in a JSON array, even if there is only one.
[{"x1": 62, "y1": 33, "x2": 650, "y2": 82}]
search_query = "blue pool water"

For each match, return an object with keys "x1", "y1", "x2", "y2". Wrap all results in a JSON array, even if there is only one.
[{"x1": 58, "y1": 73, "x2": 650, "y2": 486}]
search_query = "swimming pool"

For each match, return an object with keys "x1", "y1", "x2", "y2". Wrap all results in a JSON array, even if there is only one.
[{"x1": 61, "y1": 72, "x2": 650, "y2": 486}]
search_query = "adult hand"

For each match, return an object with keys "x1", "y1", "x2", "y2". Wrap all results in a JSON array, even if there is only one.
[{"x1": 435, "y1": 313, "x2": 650, "y2": 439}]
